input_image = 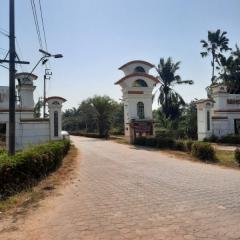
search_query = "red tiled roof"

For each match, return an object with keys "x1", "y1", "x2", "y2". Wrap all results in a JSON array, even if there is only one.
[
  {"x1": 119, "y1": 60, "x2": 154, "y2": 70},
  {"x1": 15, "y1": 72, "x2": 38, "y2": 80},
  {"x1": 115, "y1": 73, "x2": 160, "y2": 85},
  {"x1": 45, "y1": 96, "x2": 67, "y2": 102}
]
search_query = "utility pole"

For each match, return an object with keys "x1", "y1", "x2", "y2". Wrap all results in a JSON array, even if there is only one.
[
  {"x1": 8, "y1": 0, "x2": 16, "y2": 155},
  {"x1": 0, "y1": 0, "x2": 29, "y2": 155},
  {"x1": 43, "y1": 69, "x2": 52, "y2": 118}
]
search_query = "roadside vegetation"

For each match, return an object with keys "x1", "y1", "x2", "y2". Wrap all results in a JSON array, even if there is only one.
[
  {"x1": 63, "y1": 95, "x2": 124, "y2": 137},
  {"x1": 0, "y1": 140, "x2": 70, "y2": 200},
  {"x1": 134, "y1": 135, "x2": 240, "y2": 168},
  {"x1": 62, "y1": 29, "x2": 240, "y2": 169}
]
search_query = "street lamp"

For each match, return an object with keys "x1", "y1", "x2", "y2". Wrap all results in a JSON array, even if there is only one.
[
  {"x1": 29, "y1": 49, "x2": 63, "y2": 118},
  {"x1": 30, "y1": 49, "x2": 63, "y2": 74}
]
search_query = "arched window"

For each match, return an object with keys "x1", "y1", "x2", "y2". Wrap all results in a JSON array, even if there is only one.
[
  {"x1": 54, "y1": 111, "x2": 59, "y2": 137},
  {"x1": 207, "y1": 110, "x2": 210, "y2": 131},
  {"x1": 132, "y1": 79, "x2": 148, "y2": 87},
  {"x1": 137, "y1": 102, "x2": 145, "y2": 119},
  {"x1": 134, "y1": 66, "x2": 145, "y2": 73}
]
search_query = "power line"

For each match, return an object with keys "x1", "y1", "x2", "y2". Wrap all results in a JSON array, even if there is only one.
[
  {"x1": 30, "y1": 0, "x2": 43, "y2": 49},
  {"x1": 0, "y1": 29, "x2": 9, "y2": 37},
  {"x1": 16, "y1": 39, "x2": 25, "y2": 71},
  {"x1": 0, "y1": 27, "x2": 25, "y2": 71},
  {"x1": 38, "y1": 0, "x2": 48, "y2": 51}
]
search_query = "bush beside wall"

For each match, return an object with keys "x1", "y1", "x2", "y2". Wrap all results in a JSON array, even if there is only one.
[
  {"x1": 0, "y1": 140, "x2": 70, "y2": 199},
  {"x1": 71, "y1": 132, "x2": 101, "y2": 138},
  {"x1": 174, "y1": 140, "x2": 186, "y2": 151},
  {"x1": 134, "y1": 136, "x2": 217, "y2": 162},
  {"x1": 191, "y1": 142, "x2": 216, "y2": 162},
  {"x1": 234, "y1": 148, "x2": 240, "y2": 166},
  {"x1": 204, "y1": 134, "x2": 240, "y2": 145},
  {"x1": 185, "y1": 140, "x2": 194, "y2": 152}
]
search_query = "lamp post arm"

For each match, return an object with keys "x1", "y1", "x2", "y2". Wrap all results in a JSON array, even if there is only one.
[{"x1": 30, "y1": 56, "x2": 46, "y2": 74}]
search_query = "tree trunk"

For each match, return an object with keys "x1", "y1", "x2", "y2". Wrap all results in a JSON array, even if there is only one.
[{"x1": 212, "y1": 51, "x2": 215, "y2": 83}]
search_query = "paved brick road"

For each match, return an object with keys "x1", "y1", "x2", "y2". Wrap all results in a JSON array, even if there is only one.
[{"x1": 1, "y1": 136, "x2": 240, "y2": 240}]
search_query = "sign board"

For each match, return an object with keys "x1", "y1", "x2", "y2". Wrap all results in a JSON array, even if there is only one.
[
  {"x1": 0, "y1": 87, "x2": 9, "y2": 109},
  {"x1": 132, "y1": 121, "x2": 153, "y2": 133}
]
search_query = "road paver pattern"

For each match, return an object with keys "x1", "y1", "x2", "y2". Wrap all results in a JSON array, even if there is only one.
[{"x1": 1, "y1": 136, "x2": 240, "y2": 240}]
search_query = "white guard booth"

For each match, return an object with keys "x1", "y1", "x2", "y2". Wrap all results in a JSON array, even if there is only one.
[
  {"x1": 115, "y1": 60, "x2": 160, "y2": 143},
  {"x1": 196, "y1": 84, "x2": 240, "y2": 140}
]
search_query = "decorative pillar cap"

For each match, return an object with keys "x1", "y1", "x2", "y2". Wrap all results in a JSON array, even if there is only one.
[{"x1": 46, "y1": 96, "x2": 67, "y2": 106}]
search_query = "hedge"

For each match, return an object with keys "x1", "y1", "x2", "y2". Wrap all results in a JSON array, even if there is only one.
[
  {"x1": 134, "y1": 136, "x2": 217, "y2": 162},
  {"x1": 0, "y1": 140, "x2": 70, "y2": 199},
  {"x1": 191, "y1": 142, "x2": 216, "y2": 162},
  {"x1": 71, "y1": 132, "x2": 101, "y2": 138},
  {"x1": 204, "y1": 134, "x2": 240, "y2": 145},
  {"x1": 234, "y1": 148, "x2": 240, "y2": 166}
]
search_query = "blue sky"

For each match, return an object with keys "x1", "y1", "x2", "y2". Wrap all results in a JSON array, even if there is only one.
[{"x1": 0, "y1": 0, "x2": 240, "y2": 109}]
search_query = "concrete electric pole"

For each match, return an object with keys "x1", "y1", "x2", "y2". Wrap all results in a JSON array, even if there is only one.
[{"x1": 0, "y1": 0, "x2": 29, "y2": 155}]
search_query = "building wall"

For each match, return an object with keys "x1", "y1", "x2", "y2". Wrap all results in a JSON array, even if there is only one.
[
  {"x1": 121, "y1": 78, "x2": 155, "y2": 136},
  {"x1": 1, "y1": 111, "x2": 51, "y2": 150},
  {"x1": 196, "y1": 102, "x2": 213, "y2": 140},
  {"x1": 196, "y1": 84, "x2": 240, "y2": 140},
  {"x1": 15, "y1": 121, "x2": 50, "y2": 150}
]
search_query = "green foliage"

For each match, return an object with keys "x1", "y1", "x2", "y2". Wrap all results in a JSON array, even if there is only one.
[
  {"x1": 185, "y1": 140, "x2": 194, "y2": 152},
  {"x1": 154, "y1": 57, "x2": 193, "y2": 121},
  {"x1": 34, "y1": 98, "x2": 43, "y2": 118},
  {"x1": 204, "y1": 134, "x2": 240, "y2": 144},
  {"x1": 218, "y1": 45, "x2": 240, "y2": 93},
  {"x1": 174, "y1": 140, "x2": 186, "y2": 151},
  {"x1": 156, "y1": 137, "x2": 175, "y2": 149},
  {"x1": 0, "y1": 148, "x2": 6, "y2": 155},
  {"x1": 134, "y1": 137, "x2": 146, "y2": 146},
  {"x1": 145, "y1": 137, "x2": 157, "y2": 147},
  {"x1": 191, "y1": 142, "x2": 216, "y2": 162},
  {"x1": 234, "y1": 148, "x2": 240, "y2": 166},
  {"x1": 0, "y1": 140, "x2": 70, "y2": 199},
  {"x1": 180, "y1": 101, "x2": 198, "y2": 139},
  {"x1": 134, "y1": 136, "x2": 218, "y2": 163},
  {"x1": 71, "y1": 132, "x2": 101, "y2": 138},
  {"x1": 155, "y1": 128, "x2": 174, "y2": 138},
  {"x1": 219, "y1": 135, "x2": 240, "y2": 144},
  {"x1": 63, "y1": 96, "x2": 124, "y2": 137},
  {"x1": 200, "y1": 29, "x2": 231, "y2": 82},
  {"x1": 154, "y1": 102, "x2": 197, "y2": 140},
  {"x1": 204, "y1": 134, "x2": 219, "y2": 143}
]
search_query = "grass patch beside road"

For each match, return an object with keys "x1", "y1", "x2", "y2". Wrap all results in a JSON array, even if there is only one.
[{"x1": 215, "y1": 150, "x2": 238, "y2": 168}]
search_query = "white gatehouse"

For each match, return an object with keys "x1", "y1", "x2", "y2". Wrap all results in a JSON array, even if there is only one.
[
  {"x1": 196, "y1": 84, "x2": 240, "y2": 140},
  {"x1": 115, "y1": 60, "x2": 160, "y2": 143},
  {"x1": 0, "y1": 72, "x2": 66, "y2": 150}
]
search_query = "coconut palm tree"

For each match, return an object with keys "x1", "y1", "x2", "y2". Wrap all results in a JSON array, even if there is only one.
[
  {"x1": 200, "y1": 29, "x2": 231, "y2": 83},
  {"x1": 89, "y1": 95, "x2": 115, "y2": 137},
  {"x1": 155, "y1": 57, "x2": 193, "y2": 120},
  {"x1": 218, "y1": 45, "x2": 240, "y2": 93}
]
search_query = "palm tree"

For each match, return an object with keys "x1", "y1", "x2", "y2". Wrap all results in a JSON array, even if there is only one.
[
  {"x1": 155, "y1": 57, "x2": 193, "y2": 120},
  {"x1": 200, "y1": 29, "x2": 231, "y2": 83},
  {"x1": 89, "y1": 96, "x2": 115, "y2": 137},
  {"x1": 218, "y1": 45, "x2": 240, "y2": 93}
]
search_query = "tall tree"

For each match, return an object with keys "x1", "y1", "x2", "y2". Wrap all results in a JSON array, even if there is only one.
[
  {"x1": 155, "y1": 57, "x2": 193, "y2": 120},
  {"x1": 89, "y1": 95, "x2": 115, "y2": 137},
  {"x1": 33, "y1": 98, "x2": 43, "y2": 118},
  {"x1": 179, "y1": 101, "x2": 198, "y2": 139},
  {"x1": 200, "y1": 29, "x2": 231, "y2": 83},
  {"x1": 218, "y1": 45, "x2": 240, "y2": 93}
]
